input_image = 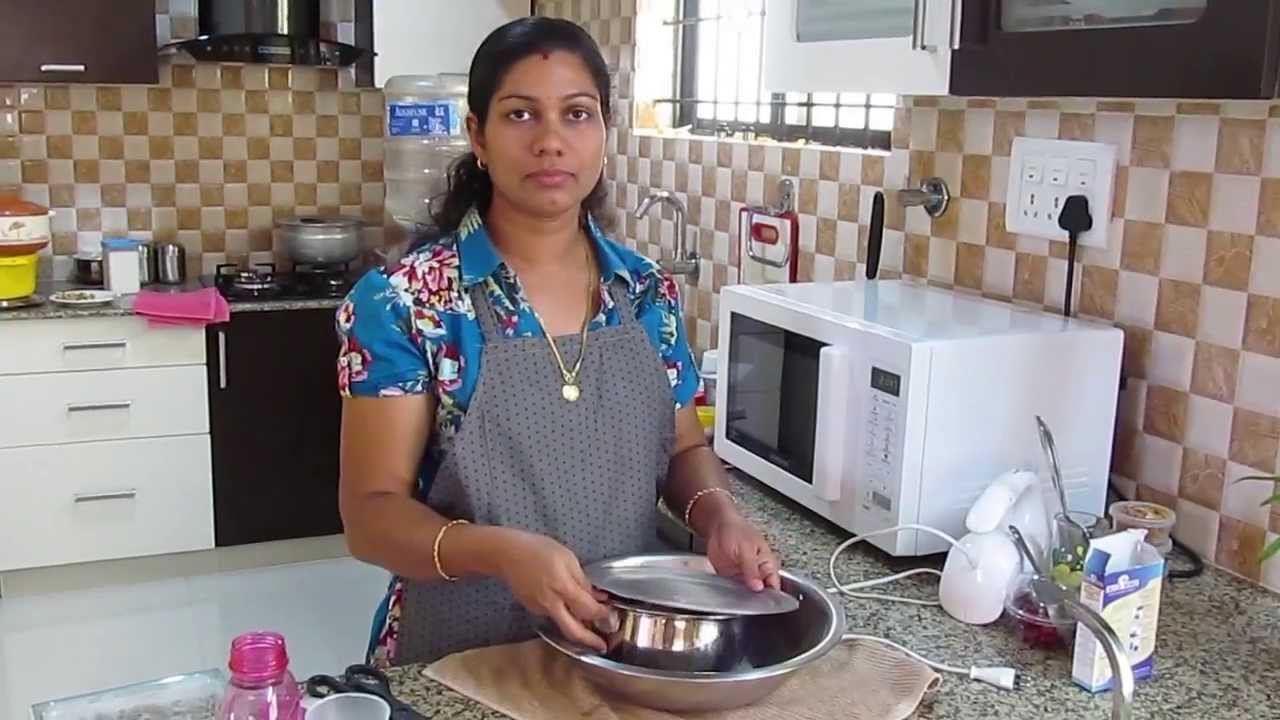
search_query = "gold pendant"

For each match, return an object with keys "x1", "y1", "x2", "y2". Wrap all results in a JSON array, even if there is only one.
[{"x1": 562, "y1": 383, "x2": 581, "y2": 402}]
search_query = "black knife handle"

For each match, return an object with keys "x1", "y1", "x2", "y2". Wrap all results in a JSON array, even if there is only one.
[{"x1": 866, "y1": 191, "x2": 885, "y2": 280}]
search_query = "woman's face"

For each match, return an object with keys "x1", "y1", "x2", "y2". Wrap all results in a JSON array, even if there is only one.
[{"x1": 470, "y1": 51, "x2": 607, "y2": 221}]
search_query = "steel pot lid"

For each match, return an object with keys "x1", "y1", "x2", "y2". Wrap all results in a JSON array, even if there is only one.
[
  {"x1": 587, "y1": 565, "x2": 799, "y2": 616},
  {"x1": 276, "y1": 215, "x2": 363, "y2": 232}
]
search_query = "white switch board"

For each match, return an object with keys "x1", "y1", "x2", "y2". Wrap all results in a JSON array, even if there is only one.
[{"x1": 1006, "y1": 137, "x2": 1117, "y2": 249}]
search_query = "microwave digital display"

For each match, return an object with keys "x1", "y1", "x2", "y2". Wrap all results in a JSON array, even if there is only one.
[
  {"x1": 870, "y1": 367, "x2": 901, "y2": 397},
  {"x1": 724, "y1": 313, "x2": 825, "y2": 485}
]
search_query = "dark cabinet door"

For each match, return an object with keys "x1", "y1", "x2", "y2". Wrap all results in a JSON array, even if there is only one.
[
  {"x1": 207, "y1": 309, "x2": 344, "y2": 547},
  {"x1": 952, "y1": 0, "x2": 1280, "y2": 99},
  {"x1": 0, "y1": 0, "x2": 158, "y2": 84}
]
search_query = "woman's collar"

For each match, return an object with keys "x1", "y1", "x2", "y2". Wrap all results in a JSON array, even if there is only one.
[{"x1": 456, "y1": 207, "x2": 635, "y2": 290}]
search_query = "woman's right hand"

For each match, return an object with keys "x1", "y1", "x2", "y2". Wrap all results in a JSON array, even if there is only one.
[{"x1": 496, "y1": 529, "x2": 610, "y2": 652}]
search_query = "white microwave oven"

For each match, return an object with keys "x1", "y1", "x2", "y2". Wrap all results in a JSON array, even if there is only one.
[{"x1": 714, "y1": 281, "x2": 1124, "y2": 556}]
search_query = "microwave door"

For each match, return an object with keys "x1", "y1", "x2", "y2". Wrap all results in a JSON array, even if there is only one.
[{"x1": 724, "y1": 314, "x2": 837, "y2": 500}]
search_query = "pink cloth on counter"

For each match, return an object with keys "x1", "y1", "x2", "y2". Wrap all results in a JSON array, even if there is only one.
[{"x1": 133, "y1": 288, "x2": 230, "y2": 327}]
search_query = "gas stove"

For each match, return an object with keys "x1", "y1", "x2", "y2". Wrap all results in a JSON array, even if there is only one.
[{"x1": 204, "y1": 262, "x2": 357, "y2": 301}]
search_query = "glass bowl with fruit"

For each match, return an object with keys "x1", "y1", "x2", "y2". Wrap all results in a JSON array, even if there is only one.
[{"x1": 1004, "y1": 572, "x2": 1076, "y2": 651}]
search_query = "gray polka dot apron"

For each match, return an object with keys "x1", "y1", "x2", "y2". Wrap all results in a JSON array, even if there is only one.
[{"x1": 394, "y1": 280, "x2": 676, "y2": 665}]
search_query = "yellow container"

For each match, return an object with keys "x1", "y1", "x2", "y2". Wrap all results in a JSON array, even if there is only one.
[
  {"x1": 696, "y1": 405, "x2": 716, "y2": 431},
  {"x1": 0, "y1": 253, "x2": 38, "y2": 300}
]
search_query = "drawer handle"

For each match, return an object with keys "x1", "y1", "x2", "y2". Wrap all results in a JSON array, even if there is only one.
[
  {"x1": 40, "y1": 63, "x2": 87, "y2": 73},
  {"x1": 62, "y1": 339, "x2": 128, "y2": 352},
  {"x1": 66, "y1": 401, "x2": 133, "y2": 413},
  {"x1": 73, "y1": 489, "x2": 138, "y2": 503}
]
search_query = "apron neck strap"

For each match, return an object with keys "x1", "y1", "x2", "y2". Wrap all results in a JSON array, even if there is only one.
[
  {"x1": 605, "y1": 280, "x2": 637, "y2": 326},
  {"x1": 468, "y1": 282, "x2": 506, "y2": 340}
]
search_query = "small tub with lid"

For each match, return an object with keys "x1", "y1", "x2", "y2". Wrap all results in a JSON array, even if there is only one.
[
  {"x1": 1109, "y1": 501, "x2": 1176, "y2": 548},
  {"x1": 102, "y1": 237, "x2": 142, "y2": 295}
]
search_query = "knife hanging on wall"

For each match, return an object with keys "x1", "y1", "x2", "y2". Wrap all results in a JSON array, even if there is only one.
[{"x1": 866, "y1": 190, "x2": 885, "y2": 280}]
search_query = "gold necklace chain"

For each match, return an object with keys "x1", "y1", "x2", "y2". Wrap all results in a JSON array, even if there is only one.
[{"x1": 531, "y1": 241, "x2": 595, "y2": 402}]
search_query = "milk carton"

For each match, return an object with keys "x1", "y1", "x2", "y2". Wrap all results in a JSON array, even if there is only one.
[{"x1": 1070, "y1": 529, "x2": 1165, "y2": 692}]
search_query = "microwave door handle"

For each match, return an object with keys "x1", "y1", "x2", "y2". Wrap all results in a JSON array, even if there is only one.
[{"x1": 813, "y1": 345, "x2": 851, "y2": 502}]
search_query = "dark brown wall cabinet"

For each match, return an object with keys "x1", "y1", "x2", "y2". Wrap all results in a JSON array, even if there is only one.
[
  {"x1": 0, "y1": 0, "x2": 159, "y2": 84},
  {"x1": 953, "y1": 0, "x2": 1280, "y2": 99},
  {"x1": 207, "y1": 309, "x2": 345, "y2": 547},
  {"x1": 768, "y1": 1, "x2": 1280, "y2": 99}
]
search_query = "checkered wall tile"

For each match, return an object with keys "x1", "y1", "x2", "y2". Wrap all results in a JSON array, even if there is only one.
[
  {"x1": 0, "y1": 0, "x2": 378, "y2": 281},
  {"x1": 538, "y1": 1, "x2": 1280, "y2": 591}
]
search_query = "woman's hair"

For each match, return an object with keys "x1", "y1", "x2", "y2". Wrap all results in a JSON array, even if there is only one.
[{"x1": 431, "y1": 17, "x2": 613, "y2": 235}]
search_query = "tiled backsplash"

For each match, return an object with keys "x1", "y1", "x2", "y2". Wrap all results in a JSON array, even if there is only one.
[
  {"x1": 0, "y1": 0, "x2": 382, "y2": 280},
  {"x1": 537, "y1": 0, "x2": 1280, "y2": 591}
]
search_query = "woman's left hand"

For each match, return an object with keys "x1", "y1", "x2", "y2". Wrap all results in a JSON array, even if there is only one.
[{"x1": 704, "y1": 513, "x2": 782, "y2": 592}]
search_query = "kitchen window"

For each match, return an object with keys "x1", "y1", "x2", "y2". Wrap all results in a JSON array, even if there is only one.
[{"x1": 643, "y1": 0, "x2": 895, "y2": 150}]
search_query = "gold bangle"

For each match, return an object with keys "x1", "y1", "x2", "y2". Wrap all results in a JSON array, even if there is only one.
[
  {"x1": 433, "y1": 519, "x2": 471, "y2": 582},
  {"x1": 683, "y1": 487, "x2": 734, "y2": 528}
]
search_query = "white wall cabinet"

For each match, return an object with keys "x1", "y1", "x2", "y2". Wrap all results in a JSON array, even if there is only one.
[
  {"x1": 373, "y1": 0, "x2": 530, "y2": 87},
  {"x1": 764, "y1": 0, "x2": 960, "y2": 95},
  {"x1": 0, "y1": 318, "x2": 214, "y2": 573}
]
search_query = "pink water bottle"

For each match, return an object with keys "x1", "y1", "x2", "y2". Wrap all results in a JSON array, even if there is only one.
[{"x1": 218, "y1": 631, "x2": 302, "y2": 720}]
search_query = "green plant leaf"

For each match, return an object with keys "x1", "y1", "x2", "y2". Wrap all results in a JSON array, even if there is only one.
[
  {"x1": 1262, "y1": 536, "x2": 1280, "y2": 563},
  {"x1": 1261, "y1": 491, "x2": 1280, "y2": 508},
  {"x1": 1234, "y1": 475, "x2": 1280, "y2": 485}
]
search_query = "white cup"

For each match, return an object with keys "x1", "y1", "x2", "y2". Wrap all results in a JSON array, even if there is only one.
[{"x1": 306, "y1": 692, "x2": 392, "y2": 720}]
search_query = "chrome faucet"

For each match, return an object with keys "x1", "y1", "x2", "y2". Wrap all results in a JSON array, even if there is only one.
[
  {"x1": 1031, "y1": 577, "x2": 1135, "y2": 720},
  {"x1": 634, "y1": 191, "x2": 699, "y2": 280}
]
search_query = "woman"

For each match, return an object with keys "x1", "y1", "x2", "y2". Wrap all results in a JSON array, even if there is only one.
[{"x1": 337, "y1": 16, "x2": 780, "y2": 668}]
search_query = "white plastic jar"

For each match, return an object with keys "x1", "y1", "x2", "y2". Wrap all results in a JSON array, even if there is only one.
[{"x1": 102, "y1": 237, "x2": 142, "y2": 295}]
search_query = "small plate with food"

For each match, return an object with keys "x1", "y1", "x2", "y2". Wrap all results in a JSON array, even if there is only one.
[{"x1": 49, "y1": 289, "x2": 117, "y2": 307}]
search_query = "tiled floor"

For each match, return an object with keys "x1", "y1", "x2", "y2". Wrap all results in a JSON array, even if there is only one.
[{"x1": 0, "y1": 558, "x2": 390, "y2": 719}]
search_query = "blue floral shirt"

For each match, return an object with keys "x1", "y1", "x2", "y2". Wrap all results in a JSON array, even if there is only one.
[{"x1": 335, "y1": 208, "x2": 699, "y2": 498}]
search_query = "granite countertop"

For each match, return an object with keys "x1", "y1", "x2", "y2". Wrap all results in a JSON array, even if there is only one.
[
  {"x1": 0, "y1": 280, "x2": 344, "y2": 321},
  {"x1": 383, "y1": 474, "x2": 1280, "y2": 719}
]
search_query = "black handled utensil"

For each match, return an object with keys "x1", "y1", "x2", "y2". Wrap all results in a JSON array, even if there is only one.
[
  {"x1": 866, "y1": 191, "x2": 885, "y2": 279},
  {"x1": 306, "y1": 664, "x2": 427, "y2": 719}
]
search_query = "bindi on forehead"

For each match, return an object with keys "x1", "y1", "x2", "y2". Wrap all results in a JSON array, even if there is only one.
[{"x1": 541, "y1": 52, "x2": 550, "y2": 60}]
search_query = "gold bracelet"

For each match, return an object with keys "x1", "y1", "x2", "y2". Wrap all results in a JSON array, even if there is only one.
[
  {"x1": 433, "y1": 519, "x2": 471, "y2": 582},
  {"x1": 683, "y1": 487, "x2": 734, "y2": 528}
]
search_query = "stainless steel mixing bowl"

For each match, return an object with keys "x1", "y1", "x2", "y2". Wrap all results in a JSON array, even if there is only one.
[
  {"x1": 539, "y1": 554, "x2": 846, "y2": 713},
  {"x1": 598, "y1": 596, "x2": 749, "y2": 673}
]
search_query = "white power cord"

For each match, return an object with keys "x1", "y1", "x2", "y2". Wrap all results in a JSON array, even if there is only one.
[
  {"x1": 828, "y1": 524, "x2": 1019, "y2": 691},
  {"x1": 826, "y1": 524, "x2": 974, "y2": 606}
]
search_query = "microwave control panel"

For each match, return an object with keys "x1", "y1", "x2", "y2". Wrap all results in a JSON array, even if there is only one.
[{"x1": 861, "y1": 366, "x2": 903, "y2": 519}]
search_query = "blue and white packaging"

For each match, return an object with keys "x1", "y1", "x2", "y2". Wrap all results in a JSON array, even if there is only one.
[{"x1": 1070, "y1": 529, "x2": 1165, "y2": 692}]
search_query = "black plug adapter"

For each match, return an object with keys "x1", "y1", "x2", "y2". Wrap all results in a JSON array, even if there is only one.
[{"x1": 1057, "y1": 195, "x2": 1093, "y2": 318}]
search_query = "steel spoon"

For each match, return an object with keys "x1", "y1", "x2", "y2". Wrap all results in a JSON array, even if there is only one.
[
  {"x1": 1036, "y1": 415, "x2": 1090, "y2": 540},
  {"x1": 1008, "y1": 525, "x2": 1046, "y2": 576}
]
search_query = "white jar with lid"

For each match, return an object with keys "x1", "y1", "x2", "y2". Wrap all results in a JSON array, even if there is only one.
[{"x1": 102, "y1": 237, "x2": 142, "y2": 295}]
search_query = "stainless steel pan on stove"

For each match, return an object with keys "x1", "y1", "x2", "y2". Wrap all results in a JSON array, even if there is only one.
[{"x1": 276, "y1": 216, "x2": 364, "y2": 265}]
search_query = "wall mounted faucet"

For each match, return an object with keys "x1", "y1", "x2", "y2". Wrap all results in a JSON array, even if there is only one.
[{"x1": 634, "y1": 190, "x2": 699, "y2": 280}]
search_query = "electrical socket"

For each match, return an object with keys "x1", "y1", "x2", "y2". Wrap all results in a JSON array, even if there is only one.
[{"x1": 1006, "y1": 137, "x2": 1117, "y2": 249}]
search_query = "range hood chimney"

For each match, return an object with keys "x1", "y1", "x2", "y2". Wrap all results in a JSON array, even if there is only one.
[{"x1": 165, "y1": 0, "x2": 368, "y2": 67}]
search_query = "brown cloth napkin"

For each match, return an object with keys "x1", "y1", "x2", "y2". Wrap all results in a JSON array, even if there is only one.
[{"x1": 425, "y1": 638, "x2": 941, "y2": 720}]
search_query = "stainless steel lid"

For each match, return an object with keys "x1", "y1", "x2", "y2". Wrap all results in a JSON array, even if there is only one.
[
  {"x1": 275, "y1": 215, "x2": 363, "y2": 237},
  {"x1": 586, "y1": 565, "x2": 800, "y2": 616}
]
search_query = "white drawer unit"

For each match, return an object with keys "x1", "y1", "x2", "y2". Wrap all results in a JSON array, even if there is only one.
[
  {"x1": 0, "y1": 316, "x2": 205, "y2": 376},
  {"x1": 0, "y1": 435, "x2": 215, "y2": 572},
  {"x1": 0, "y1": 365, "x2": 209, "y2": 449}
]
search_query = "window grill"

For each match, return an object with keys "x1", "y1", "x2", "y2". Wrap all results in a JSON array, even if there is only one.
[{"x1": 649, "y1": 0, "x2": 895, "y2": 150}]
